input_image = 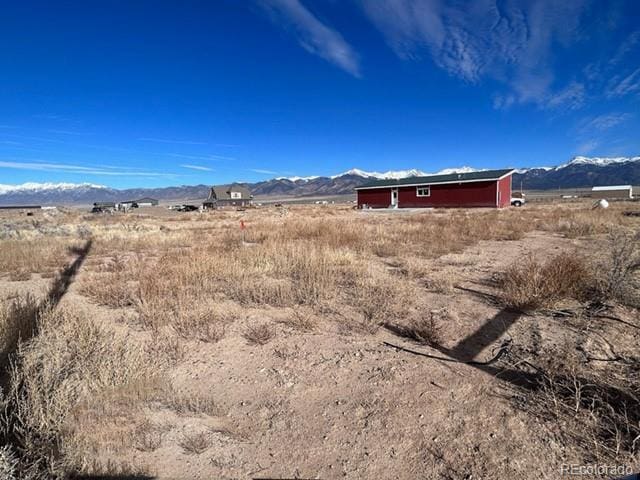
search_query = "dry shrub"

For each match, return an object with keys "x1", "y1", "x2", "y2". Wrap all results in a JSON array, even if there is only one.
[
  {"x1": 162, "y1": 390, "x2": 221, "y2": 417},
  {"x1": 512, "y1": 343, "x2": 640, "y2": 467},
  {"x1": 136, "y1": 290, "x2": 234, "y2": 341},
  {"x1": 171, "y1": 308, "x2": 229, "y2": 343},
  {"x1": 0, "y1": 294, "x2": 39, "y2": 365},
  {"x1": 591, "y1": 230, "x2": 640, "y2": 306},
  {"x1": 146, "y1": 328, "x2": 186, "y2": 366},
  {"x1": 396, "y1": 314, "x2": 442, "y2": 345},
  {"x1": 8, "y1": 271, "x2": 31, "y2": 282},
  {"x1": 537, "y1": 207, "x2": 627, "y2": 239},
  {"x1": 347, "y1": 271, "x2": 414, "y2": 333},
  {"x1": 1, "y1": 304, "x2": 161, "y2": 478},
  {"x1": 70, "y1": 457, "x2": 151, "y2": 478},
  {"x1": 79, "y1": 255, "x2": 143, "y2": 308},
  {"x1": 421, "y1": 271, "x2": 456, "y2": 294},
  {"x1": 352, "y1": 280, "x2": 392, "y2": 333},
  {"x1": 243, "y1": 323, "x2": 275, "y2": 345},
  {"x1": 179, "y1": 431, "x2": 211, "y2": 455},
  {"x1": 278, "y1": 309, "x2": 316, "y2": 331},
  {"x1": 498, "y1": 253, "x2": 591, "y2": 311},
  {"x1": 133, "y1": 420, "x2": 168, "y2": 452},
  {"x1": 0, "y1": 445, "x2": 19, "y2": 480},
  {"x1": 79, "y1": 269, "x2": 136, "y2": 308}
]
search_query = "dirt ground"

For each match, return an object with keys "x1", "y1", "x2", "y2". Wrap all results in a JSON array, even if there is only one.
[{"x1": 0, "y1": 203, "x2": 638, "y2": 479}]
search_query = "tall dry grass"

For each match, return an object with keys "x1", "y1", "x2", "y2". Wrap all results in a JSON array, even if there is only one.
[
  {"x1": 73, "y1": 203, "x2": 637, "y2": 335},
  {"x1": 0, "y1": 304, "x2": 163, "y2": 478},
  {"x1": 0, "y1": 240, "x2": 72, "y2": 280},
  {"x1": 498, "y1": 230, "x2": 640, "y2": 311}
]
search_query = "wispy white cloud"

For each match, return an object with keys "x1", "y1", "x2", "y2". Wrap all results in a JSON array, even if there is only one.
[
  {"x1": 545, "y1": 81, "x2": 586, "y2": 110},
  {"x1": 166, "y1": 152, "x2": 235, "y2": 161},
  {"x1": 250, "y1": 168, "x2": 279, "y2": 175},
  {"x1": 258, "y1": 0, "x2": 361, "y2": 77},
  {"x1": 180, "y1": 164, "x2": 214, "y2": 171},
  {"x1": 46, "y1": 129, "x2": 90, "y2": 136},
  {"x1": 583, "y1": 31, "x2": 640, "y2": 93},
  {"x1": 0, "y1": 160, "x2": 180, "y2": 177},
  {"x1": 360, "y1": 0, "x2": 589, "y2": 109},
  {"x1": 32, "y1": 114, "x2": 68, "y2": 121},
  {"x1": 576, "y1": 139, "x2": 599, "y2": 154},
  {"x1": 606, "y1": 67, "x2": 640, "y2": 98},
  {"x1": 577, "y1": 113, "x2": 632, "y2": 133},
  {"x1": 138, "y1": 137, "x2": 207, "y2": 145},
  {"x1": 610, "y1": 31, "x2": 640, "y2": 66}
]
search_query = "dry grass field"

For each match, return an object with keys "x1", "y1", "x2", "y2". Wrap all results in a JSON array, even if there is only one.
[{"x1": 0, "y1": 202, "x2": 638, "y2": 479}]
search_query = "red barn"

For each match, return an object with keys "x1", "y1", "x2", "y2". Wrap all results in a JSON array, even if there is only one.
[{"x1": 356, "y1": 169, "x2": 514, "y2": 209}]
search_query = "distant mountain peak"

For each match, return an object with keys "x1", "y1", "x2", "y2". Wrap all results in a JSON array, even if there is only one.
[
  {"x1": 331, "y1": 168, "x2": 429, "y2": 179},
  {"x1": 433, "y1": 166, "x2": 481, "y2": 175},
  {"x1": 0, "y1": 182, "x2": 109, "y2": 195},
  {"x1": 329, "y1": 166, "x2": 482, "y2": 179},
  {"x1": 559, "y1": 155, "x2": 640, "y2": 169},
  {"x1": 275, "y1": 175, "x2": 320, "y2": 182}
]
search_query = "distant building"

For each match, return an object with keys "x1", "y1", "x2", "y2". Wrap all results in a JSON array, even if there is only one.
[
  {"x1": 591, "y1": 185, "x2": 633, "y2": 200},
  {"x1": 133, "y1": 197, "x2": 159, "y2": 207},
  {"x1": 355, "y1": 169, "x2": 514, "y2": 209},
  {"x1": 92, "y1": 202, "x2": 116, "y2": 213},
  {"x1": 202, "y1": 184, "x2": 252, "y2": 209},
  {"x1": 0, "y1": 205, "x2": 42, "y2": 210}
]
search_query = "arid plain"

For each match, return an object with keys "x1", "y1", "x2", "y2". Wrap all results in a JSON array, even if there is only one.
[{"x1": 0, "y1": 202, "x2": 638, "y2": 479}]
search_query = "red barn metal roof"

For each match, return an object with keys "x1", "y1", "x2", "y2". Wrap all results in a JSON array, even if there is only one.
[{"x1": 354, "y1": 169, "x2": 514, "y2": 190}]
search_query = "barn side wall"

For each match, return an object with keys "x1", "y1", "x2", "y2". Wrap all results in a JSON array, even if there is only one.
[
  {"x1": 397, "y1": 180, "x2": 500, "y2": 208},
  {"x1": 357, "y1": 188, "x2": 391, "y2": 208},
  {"x1": 497, "y1": 175, "x2": 512, "y2": 208}
]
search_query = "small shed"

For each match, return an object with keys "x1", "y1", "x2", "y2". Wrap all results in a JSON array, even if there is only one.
[
  {"x1": 356, "y1": 169, "x2": 514, "y2": 209},
  {"x1": 591, "y1": 185, "x2": 633, "y2": 200},
  {"x1": 202, "y1": 184, "x2": 252, "y2": 209}
]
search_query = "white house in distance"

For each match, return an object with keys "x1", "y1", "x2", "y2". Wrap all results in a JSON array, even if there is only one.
[{"x1": 591, "y1": 185, "x2": 633, "y2": 200}]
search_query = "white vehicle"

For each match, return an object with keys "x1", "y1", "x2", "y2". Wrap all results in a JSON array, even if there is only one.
[{"x1": 511, "y1": 195, "x2": 526, "y2": 207}]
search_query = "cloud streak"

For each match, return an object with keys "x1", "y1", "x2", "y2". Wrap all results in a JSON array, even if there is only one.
[
  {"x1": 250, "y1": 168, "x2": 279, "y2": 175},
  {"x1": 258, "y1": 0, "x2": 361, "y2": 77},
  {"x1": 0, "y1": 160, "x2": 180, "y2": 177},
  {"x1": 576, "y1": 139, "x2": 599, "y2": 155},
  {"x1": 606, "y1": 67, "x2": 640, "y2": 98},
  {"x1": 180, "y1": 164, "x2": 214, "y2": 171},
  {"x1": 577, "y1": 113, "x2": 632, "y2": 133},
  {"x1": 166, "y1": 153, "x2": 235, "y2": 161},
  {"x1": 138, "y1": 137, "x2": 207, "y2": 145}
]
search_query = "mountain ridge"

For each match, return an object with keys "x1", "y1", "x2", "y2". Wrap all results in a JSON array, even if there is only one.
[{"x1": 1, "y1": 156, "x2": 638, "y2": 205}]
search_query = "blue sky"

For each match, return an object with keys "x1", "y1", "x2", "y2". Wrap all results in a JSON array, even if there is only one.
[{"x1": 1, "y1": 0, "x2": 639, "y2": 188}]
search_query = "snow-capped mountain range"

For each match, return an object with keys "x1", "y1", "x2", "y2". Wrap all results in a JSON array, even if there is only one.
[
  {"x1": 0, "y1": 182, "x2": 107, "y2": 195},
  {"x1": 0, "y1": 156, "x2": 638, "y2": 205}
]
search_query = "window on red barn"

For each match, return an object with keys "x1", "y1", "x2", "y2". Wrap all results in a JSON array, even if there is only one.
[{"x1": 416, "y1": 186, "x2": 431, "y2": 197}]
